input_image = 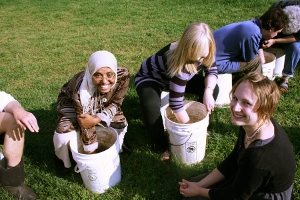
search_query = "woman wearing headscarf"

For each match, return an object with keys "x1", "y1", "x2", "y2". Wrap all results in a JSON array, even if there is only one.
[{"x1": 53, "y1": 50, "x2": 130, "y2": 169}]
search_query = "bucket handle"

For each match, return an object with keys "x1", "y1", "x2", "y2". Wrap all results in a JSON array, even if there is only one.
[
  {"x1": 169, "y1": 132, "x2": 193, "y2": 146},
  {"x1": 74, "y1": 164, "x2": 87, "y2": 173}
]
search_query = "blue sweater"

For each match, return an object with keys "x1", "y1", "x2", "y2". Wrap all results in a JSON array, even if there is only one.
[{"x1": 214, "y1": 19, "x2": 262, "y2": 73}]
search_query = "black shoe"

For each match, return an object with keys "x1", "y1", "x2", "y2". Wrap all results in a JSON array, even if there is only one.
[
  {"x1": 3, "y1": 183, "x2": 38, "y2": 200},
  {"x1": 54, "y1": 156, "x2": 71, "y2": 178}
]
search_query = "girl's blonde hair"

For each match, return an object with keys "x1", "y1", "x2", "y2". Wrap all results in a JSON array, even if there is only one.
[{"x1": 166, "y1": 22, "x2": 216, "y2": 77}]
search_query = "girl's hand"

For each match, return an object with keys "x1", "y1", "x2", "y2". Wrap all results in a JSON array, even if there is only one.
[{"x1": 203, "y1": 88, "x2": 215, "y2": 114}]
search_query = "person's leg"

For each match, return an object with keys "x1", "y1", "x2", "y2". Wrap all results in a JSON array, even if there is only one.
[
  {"x1": 238, "y1": 56, "x2": 262, "y2": 74},
  {"x1": 0, "y1": 112, "x2": 23, "y2": 167},
  {"x1": 232, "y1": 56, "x2": 262, "y2": 84},
  {"x1": 185, "y1": 73, "x2": 219, "y2": 102},
  {"x1": 281, "y1": 42, "x2": 300, "y2": 78},
  {"x1": 53, "y1": 130, "x2": 77, "y2": 168},
  {"x1": 110, "y1": 111, "x2": 128, "y2": 153},
  {"x1": 136, "y1": 81, "x2": 169, "y2": 153},
  {"x1": 0, "y1": 112, "x2": 37, "y2": 199},
  {"x1": 276, "y1": 42, "x2": 300, "y2": 92}
]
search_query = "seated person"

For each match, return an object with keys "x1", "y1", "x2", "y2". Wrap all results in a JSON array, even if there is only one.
[
  {"x1": 179, "y1": 72, "x2": 296, "y2": 200},
  {"x1": 263, "y1": 1, "x2": 300, "y2": 92},
  {"x1": 0, "y1": 91, "x2": 39, "y2": 199},
  {"x1": 213, "y1": 7, "x2": 289, "y2": 82},
  {"x1": 53, "y1": 50, "x2": 130, "y2": 169}
]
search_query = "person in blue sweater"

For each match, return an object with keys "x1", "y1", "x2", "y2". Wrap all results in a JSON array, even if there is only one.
[
  {"x1": 179, "y1": 72, "x2": 296, "y2": 200},
  {"x1": 263, "y1": 1, "x2": 300, "y2": 93},
  {"x1": 135, "y1": 22, "x2": 218, "y2": 161},
  {"x1": 213, "y1": 7, "x2": 289, "y2": 82}
]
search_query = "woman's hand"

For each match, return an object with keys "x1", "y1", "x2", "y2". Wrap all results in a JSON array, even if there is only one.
[
  {"x1": 179, "y1": 179, "x2": 209, "y2": 198},
  {"x1": 77, "y1": 114, "x2": 101, "y2": 128}
]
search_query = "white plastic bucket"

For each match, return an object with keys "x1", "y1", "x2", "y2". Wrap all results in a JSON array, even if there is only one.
[
  {"x1": 215, "y1": 73, "x2": 232, "y2": 107},
  {"x1": 165, "y1": 101, "x2": 209, "y2": 165},
  {"x1": 262, "y1": 52, "x2": 276, "y2": 80},
  {"x1": 70, "y1": 127, "x2": 121, "y2": 194},
  {"x1": 264, "y1": 47, "x2": 285, "y2": 77}
]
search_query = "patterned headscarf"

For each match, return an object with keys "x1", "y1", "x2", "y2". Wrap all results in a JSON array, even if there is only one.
[{"x1": 79, "y1": 50, "x2": 117, "y2": 106}]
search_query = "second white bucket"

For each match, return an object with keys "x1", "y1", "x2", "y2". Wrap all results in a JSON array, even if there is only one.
[
  {"x1": 215, "y1": 73, "x2": 232, "y2": 107},
  {"x1": 262, "y1": 51, "x2": 276, "y2": 80},
  {"x1": 165, "y1": 101, "x2": 209, "y2": 165},
  {"x1": 70, "y1": 127, "x2": 121, "y2": 194}
]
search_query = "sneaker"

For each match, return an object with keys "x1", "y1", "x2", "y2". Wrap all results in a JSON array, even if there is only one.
[{"x1": 278, "y1": 76, "x2": 289, "y2": 93}]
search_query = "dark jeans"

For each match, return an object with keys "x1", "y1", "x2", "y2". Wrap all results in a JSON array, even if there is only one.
[{"x1": 136, "y1": 74, "x2": 219, "y2": 152}]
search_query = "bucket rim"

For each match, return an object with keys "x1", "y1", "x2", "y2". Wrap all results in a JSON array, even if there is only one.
[
  {"x1": 164, "y1": 101, "x2": 209, "y2": 125},
  {"x1": 70, "y1": 127, "x2": 120, "y2": 155}
]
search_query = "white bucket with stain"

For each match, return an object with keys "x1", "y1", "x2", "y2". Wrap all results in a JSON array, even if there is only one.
[
  {"x1": 262, "y1": 52, "x2": 276, "y2": 80},
  {"x1": 264, "y1": 47, "x2": 285, "y2": 77},
  {"x1": 165, "y1": 101, "x2": 209, "y2": 165},
  {"x1": 70, "y1": 127, "x2": 121, "y2": 194},
  {"x1": 215, "y1": 73, "x2": 232, "y2": 107}
]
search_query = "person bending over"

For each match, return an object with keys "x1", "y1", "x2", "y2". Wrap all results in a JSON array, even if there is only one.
[{"x1": 135, "y1": 22, "x2": 218, "y2": 161}]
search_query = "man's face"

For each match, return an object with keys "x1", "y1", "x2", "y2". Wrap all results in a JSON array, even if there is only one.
[{"x1": 261, "y1": 28, "x2": 283, "y2": 40}]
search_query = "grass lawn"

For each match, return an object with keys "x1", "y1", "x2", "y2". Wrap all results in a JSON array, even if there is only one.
[{"x1": 0, "y1": 0, "x2": 299, "y2": 199}]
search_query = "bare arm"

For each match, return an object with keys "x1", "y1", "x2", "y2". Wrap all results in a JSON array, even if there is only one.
[
  {"x1": 174, "y1": 110, "x2": 190, "y2": 124},
  {"x1": 263, "y1": 35, "x2": 296, "y2": 49},
  {"x1": 4, "y1": 101, "x2": 39, "y2": 132},
  {"x1": 203, "y1": 75, "x2": 217, "y2": 114},
  {"x1": 258, "y1": 49, "x2": 265, "y2": 64}
]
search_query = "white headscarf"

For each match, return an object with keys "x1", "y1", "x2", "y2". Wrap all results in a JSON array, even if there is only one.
[{"x1": 79, "y1": 50, "x2": 117, "y2": 106}]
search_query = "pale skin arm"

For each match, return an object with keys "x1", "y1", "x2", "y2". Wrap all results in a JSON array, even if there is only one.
[
  {"x1": 4, "y1": 101, "x2": 39, "y2": 132},
  {"x1": 203, "y1": 75, "x2": 217, "y2": 114},
  {"x1": 262, "y1": 35, "x2": 296, "y2": 49},
  {"x1": 258, "y1": 48, "x2": 265, "y2": 64},
  {"x1": 174, "y1": 110, "x2": 190, "y2": 124},
  {"x1": 178, "y1": 168, "x2": 225, "y2": 198}
]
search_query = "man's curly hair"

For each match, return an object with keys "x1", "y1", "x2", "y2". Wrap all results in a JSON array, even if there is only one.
[{"x1": 260, "y1": 7, "x2": 289, "y2": 31}]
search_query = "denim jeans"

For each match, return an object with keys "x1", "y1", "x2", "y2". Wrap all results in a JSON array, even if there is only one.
[{"x1": 275, "y1": 41, "x2": 300, "y2": 77}]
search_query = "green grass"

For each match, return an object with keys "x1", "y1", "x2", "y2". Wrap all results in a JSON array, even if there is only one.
[{"x1": 0, "y1": 0, "x2": 299, "y2": 199}]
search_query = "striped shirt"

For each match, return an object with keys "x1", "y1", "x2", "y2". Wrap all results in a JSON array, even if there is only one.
[{"x1": 135, "y1": 43, "x2": 218, "y2": 113}]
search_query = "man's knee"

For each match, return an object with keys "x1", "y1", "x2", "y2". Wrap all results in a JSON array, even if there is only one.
[{"x1": 0, "y1": 112, "x2": 20, "y2": 132}]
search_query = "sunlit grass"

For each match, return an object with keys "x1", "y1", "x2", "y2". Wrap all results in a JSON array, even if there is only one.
[{"x1": 0, "y1": 0, "x2": 299, "y2": 199}]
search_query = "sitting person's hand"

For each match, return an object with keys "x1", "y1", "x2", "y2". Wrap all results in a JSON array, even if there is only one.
[{"x1": 77, "y1": 114, "x2": 100, "y2": 128}]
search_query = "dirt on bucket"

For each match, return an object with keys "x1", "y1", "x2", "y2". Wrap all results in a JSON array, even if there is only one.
[
  {"x1": 78, "y1": 129, "x2": 117, "y2": 154},
  {"x1": 166, "y1": 101, "x2": 208, "y2": 124}
]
